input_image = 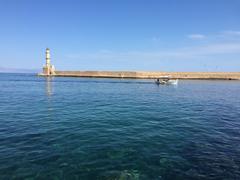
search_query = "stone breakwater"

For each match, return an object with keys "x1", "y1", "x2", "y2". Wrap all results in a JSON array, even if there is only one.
[{"x1": 38, "y1": 71, "x2": 240, "y2": 80}]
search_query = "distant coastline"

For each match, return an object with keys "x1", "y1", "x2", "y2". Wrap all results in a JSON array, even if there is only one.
[{"x1": 0, "y1": 67, "x2": 39, "y2": 74}]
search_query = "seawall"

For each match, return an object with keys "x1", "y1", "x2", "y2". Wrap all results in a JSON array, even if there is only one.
[{"x1": 39, "y1": 71, "x2": 240, "y2": 80}]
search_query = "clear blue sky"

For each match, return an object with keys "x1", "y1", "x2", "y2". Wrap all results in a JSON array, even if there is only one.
[{"x1": 0, "y1": 0, "x2": 240, "y2": 72}]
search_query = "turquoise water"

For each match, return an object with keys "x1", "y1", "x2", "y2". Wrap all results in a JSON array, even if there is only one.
[{"x1": 0, "y1": 73, "x2": 240, "y2": 180}]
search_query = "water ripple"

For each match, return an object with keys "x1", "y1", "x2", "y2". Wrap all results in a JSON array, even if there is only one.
[{"x1": 0, "y1": 73, "x2": 240, "y2": 179}]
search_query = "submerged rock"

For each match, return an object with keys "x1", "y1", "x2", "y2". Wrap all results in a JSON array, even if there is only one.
[{"x1": 118, "y1": 170, "x2": 140, "y2": 180}]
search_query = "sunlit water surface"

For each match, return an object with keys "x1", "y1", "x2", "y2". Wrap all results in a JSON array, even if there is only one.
[{"x1": 0, "y1": 73, "x2": 240, "y2": 180}]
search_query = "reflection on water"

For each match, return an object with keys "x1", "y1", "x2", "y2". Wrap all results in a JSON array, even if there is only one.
[
  {"x1": 45, "y1": 77, "x2": 53, "y2": 97},
  {"x1": 45, "y1": 77, "x2": 55, "y2": 116}
]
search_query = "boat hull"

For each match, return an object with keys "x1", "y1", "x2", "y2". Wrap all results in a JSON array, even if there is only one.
[{"x1": 155, "y1": 79, "x2": 178, "y2": 85}]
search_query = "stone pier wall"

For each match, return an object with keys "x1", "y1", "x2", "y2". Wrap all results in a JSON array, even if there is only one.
[{"x1": 46, "y1": 71, "x2": 240, "y2": 80}]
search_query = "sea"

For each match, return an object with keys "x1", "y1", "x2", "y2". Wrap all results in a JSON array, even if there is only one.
[{"x1": 0, "y1": 73, "x2": 240, "y2": 180}]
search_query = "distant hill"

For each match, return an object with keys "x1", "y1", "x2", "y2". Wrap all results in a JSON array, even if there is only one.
[{"x1": 0, "y1": 67, "x2": 40, "y2": 73}]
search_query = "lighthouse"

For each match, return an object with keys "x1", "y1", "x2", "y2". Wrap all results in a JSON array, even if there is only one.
[
  {"x1": 42, "y1": 48, "x2": 55, "y2": 76},
  {"x1": 46, "y1": 48, "x2": 50, "y2": 67}
]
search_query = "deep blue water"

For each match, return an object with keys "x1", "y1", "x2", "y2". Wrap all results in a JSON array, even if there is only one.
[{"x1": 0, "y1": 73, "x2": 240, "y2": 180}]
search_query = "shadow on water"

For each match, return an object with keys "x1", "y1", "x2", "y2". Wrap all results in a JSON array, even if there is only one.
[
  {"x1": 48, "y1": 78, "x2": 155, "y2": 85},
  {"x1": 36, "y1": 75, "x2": 158, "y2": 85}
]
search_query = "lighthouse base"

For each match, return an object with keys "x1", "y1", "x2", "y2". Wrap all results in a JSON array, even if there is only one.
[{"x1": 41, "y1": 65, "x2": 56, "y2": 76}]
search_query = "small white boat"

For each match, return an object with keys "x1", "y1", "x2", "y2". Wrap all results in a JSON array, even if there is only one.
[{"x1": 155, "y1": 76, "x2": 178, "y2": 85}]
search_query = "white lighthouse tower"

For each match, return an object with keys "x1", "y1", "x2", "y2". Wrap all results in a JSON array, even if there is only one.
[
  {"x1": 46, "y1": 48, "x2": 50, "y2": 67},
  {"x1": 42, "y1": 48, "x2": 55, "y2": 76}
]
